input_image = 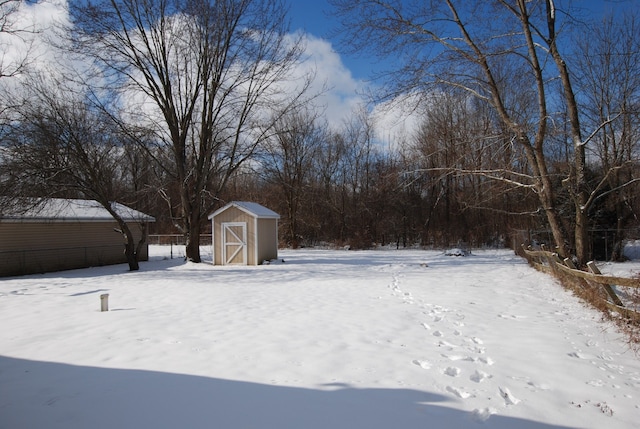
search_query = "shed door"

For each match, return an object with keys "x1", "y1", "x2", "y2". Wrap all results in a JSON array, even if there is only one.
[{"x1": 222, "y1": 222, "x2": 247, "y2": 265}]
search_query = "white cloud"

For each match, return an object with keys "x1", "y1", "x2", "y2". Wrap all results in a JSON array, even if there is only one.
[
  {"x1": 0, "y1": 0, "x2": 70, "y2": 76},
  {"x1": 294, "y1": 33, "x2": 423, "y2": 149},
  {"x1": 292, "y1": 32, "x2": 367, "y2": 129},
  {"x1": 1, "y1": 3, "x2": 420, "y2": 152},
  {"x1": 370, "y1": 93, "x2": 424, "y2": 150}
]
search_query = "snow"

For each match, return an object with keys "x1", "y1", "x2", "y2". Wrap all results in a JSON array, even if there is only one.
[
  {"x1": 445, "y1": 248, "x2": 470, "y2": 256},
  {"x1": 208, "y1": 201, "x2": 280, "y2": 220},
  {"x1": 1, "y1": 198, "x2": 155, "y2": 222},
  {"x1": 1, "y1": 246, "x2": 640, "y2": 428}
]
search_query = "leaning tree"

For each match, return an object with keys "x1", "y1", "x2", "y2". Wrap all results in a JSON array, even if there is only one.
[{"x1": 331, "y1": 0, "x2": 632, "y2": 264}]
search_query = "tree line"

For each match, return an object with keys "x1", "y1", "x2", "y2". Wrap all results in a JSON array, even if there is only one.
[{"x1": 1, "y1": 0, "x2": 639, "y2": 269}]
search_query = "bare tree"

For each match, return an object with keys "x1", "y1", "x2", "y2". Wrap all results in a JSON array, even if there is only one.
[
  {"x1": 70, "y1": 0, "x2": 308, "y2": 262},
  {"x1": 259, "y1": 108, "x2": 326, "y2": 247},
  {"x1": 306, "y1": 108, "x2": 379, "y2": 246},
  {"x1": 331, "y1": 0, "x2": 629, "y2": 263},
  {"x1": 338, "y1": 109, "x2": 379, "y2": 247},
  {"x1": 3, "y1": 76, "x2": 150, "y2": 270},
  {"x1": 411, "y1": 88, "x2": 528, "y2": 245},
  {"x1": 0, "y1": 0, "x2": 33, "y2": 79},
  {"x1": 572, "y1": 12, "x2": 640, "y2": 260},
  {"x1": 0, "y1": 0, "x2": 36, "y2": 133}
]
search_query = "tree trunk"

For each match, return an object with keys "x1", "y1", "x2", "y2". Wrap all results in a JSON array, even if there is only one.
[
  {"x1": 543, "y1": 203, "x2": 569, "y2": 259},
  {"x1": 574, "y1": 206, "x2": 589, "y2": 265},
  {"x1": 135, "y1": 222, "x2": 149, "y2": 267},
  {"x1": 611, "y1": 214, "x2": 625, "y2": 262},
  {"x1": 120, "y1": 221, "x2": 140, "y2": 271},
  {"x1": 124, "y1": 241, "x2": 140, "y2": 271},
  {"x1": 186, "y1": 228, "x2": 201, "y2": 263},
  {"x1": 544, "y1": 0, "x2": 589, "y2": 264},
  {"x1": 185, "y1": 203, "x2": 202, "y2": 263}
]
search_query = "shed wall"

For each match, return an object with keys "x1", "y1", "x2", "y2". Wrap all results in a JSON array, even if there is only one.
[
  {"x1": 211, "y1": 205, "x2": 278, "y2": 266},
  {"x1": 257, "y1": 218, "x2": 278, "y2": 262},
  {"x1": 0, "y1": 221, "x2": 149, "y2": 276}
]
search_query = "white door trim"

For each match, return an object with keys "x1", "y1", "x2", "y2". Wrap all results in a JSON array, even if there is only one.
[{"x1": 221, "y1": 222, "x2": 247, "y2": 265}]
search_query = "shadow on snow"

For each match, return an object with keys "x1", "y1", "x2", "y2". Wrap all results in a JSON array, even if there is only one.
[{"x1": 1, "y1": 355, "x2": 579, "y2": 429}]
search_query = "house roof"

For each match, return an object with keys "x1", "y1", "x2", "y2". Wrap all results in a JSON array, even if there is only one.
[
  {"x1": 208, "y1": 201, "x2": 280, "y2": 220},
  {"x1": 0, "y1": 198, "x2": 155, "y2": 223}
]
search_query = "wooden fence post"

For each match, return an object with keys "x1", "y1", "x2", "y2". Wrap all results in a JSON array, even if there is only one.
[{"x1": 586, "y1": 261, "x2": 625, "y2": 307}]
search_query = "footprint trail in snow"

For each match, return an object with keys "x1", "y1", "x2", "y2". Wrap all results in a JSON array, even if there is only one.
[{"x1": 386, "y1": 263, "x2": 524, "y2": 423}]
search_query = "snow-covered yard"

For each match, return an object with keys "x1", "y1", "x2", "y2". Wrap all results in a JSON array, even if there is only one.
[{"x1": 1, "y1": 247, "x2": 639, "y2": 428}]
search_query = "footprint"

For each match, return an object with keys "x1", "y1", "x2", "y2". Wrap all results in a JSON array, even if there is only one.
[
  {"x1": 471, "y1": 407, "x2": 497, "y2": 422},
  {"x1": 421, "y1": 322, "x2": 431, "y2": 330},
  {"x1": 447, "y1": 385, "x2": 471, "y2": 399},
  {"x1": 603, "y1": 363, "x2": 625, "y2": 373},
  {"x1": 442, "y1": 354, "x2": 465, "y2": 361},
  {"x1": 499, "y1": 387, "x2": 520, "y2": 405},
  {"x1": 479, "y1": 356, "x2": 495, "y2": 365},
  {"x1": 433, "y1": 330, "x2": 444, "y2": 337},
  {"x1": 498, "y1": 314, "x2": 525, "y2": 320},
  {"x1": 442, "y1": 353, "x2": 476, "y2": 362},
  {"x1": 444, "y1": 366, "x2": 461, "y2": 377},
  {"x1": 526, "y1": 381, "x2": 551, "y2": 391},
  {"x1": 586, "y1": 339, "x2": 599, "y2": 348},
  {"x1": 470, "y1": 370, "x2": 492, "y2": 383},
  {"x1": 598, "y1": 352, "x2": 614, "y2": 361},
  {"x1": 412, "y1": 359, "x2": 432, "y2": 370},
  {"x1": 437, "y1": 340, "x2": 457, "y2": 350}
]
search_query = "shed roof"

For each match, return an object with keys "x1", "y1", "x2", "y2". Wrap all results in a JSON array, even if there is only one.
[
  {"x1": 0, "y1": 198, "x2": 155, "y2": 223},
  {"x1": 208, "y1": 201, "x2": 280, "y2": 220}
]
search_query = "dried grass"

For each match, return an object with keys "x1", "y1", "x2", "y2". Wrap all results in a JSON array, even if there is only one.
[{"x1": 522, "y1": 249, "x2": 640, "y2": 354}]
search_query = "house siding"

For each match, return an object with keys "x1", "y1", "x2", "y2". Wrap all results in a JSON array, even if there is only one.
[{"x1": 0, "y1": 220, "x2": 149, "y2": 277}]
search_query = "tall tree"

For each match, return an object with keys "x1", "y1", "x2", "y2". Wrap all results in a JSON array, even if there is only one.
[
  {"x1": 331, "y1": 0, "x2": 625, "y2": 263},
  {"x1": 259, "y1": 108, "x2": 326, "y2": 247},
  {"x1": 572, "y1": 12, "x2": 640, "y2": 260},
  {"x1": 71, "y1": 0, "x2": 307, "y2": 262}
]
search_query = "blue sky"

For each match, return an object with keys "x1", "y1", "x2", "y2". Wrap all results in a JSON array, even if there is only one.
[
  {"x1": 286, "y1": 0, "x2": 638, "y2": 81},
  {"x1": 288, "y1": 0, "x2": 380, "y2": 81},
  {"x1": 288, "y1": 0, "x2": 331, "y2": 36},
  {"x1": 283, "y1": 0, "x2": 639, "y2": 143},
  {"x1": 6, "y1": 0, "x2": 637, "y2": 147}
]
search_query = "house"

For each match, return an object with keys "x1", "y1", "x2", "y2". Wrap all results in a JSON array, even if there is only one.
[
  {"x1": 0, "y1": 199, "x2": 155, "y2": 276},
  {"x1": 208, "y1": 201, "x2": 280, "y2": 265}
]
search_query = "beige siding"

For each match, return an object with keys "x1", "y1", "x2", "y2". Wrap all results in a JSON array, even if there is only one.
[
  {"x1": 211, "y1": 205, "x2": 278, "y2": 266},
  {"x1": 0, "y1": 221, "x2": 149, "y2": 276},
  {"x1": 257, "y1": 218, "x2": 278, "y2": 263},
  {"x1": 213, "y1": 207, "x2": 254, "y2": 265}
]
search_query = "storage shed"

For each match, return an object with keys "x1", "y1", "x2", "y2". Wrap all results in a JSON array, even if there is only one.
[
  {"x1": 208, "y1": 201, "x2": 280, "y2": 266},
  {"x1": 0, "y1": 199, "x2": 155, "y2": 277}
]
